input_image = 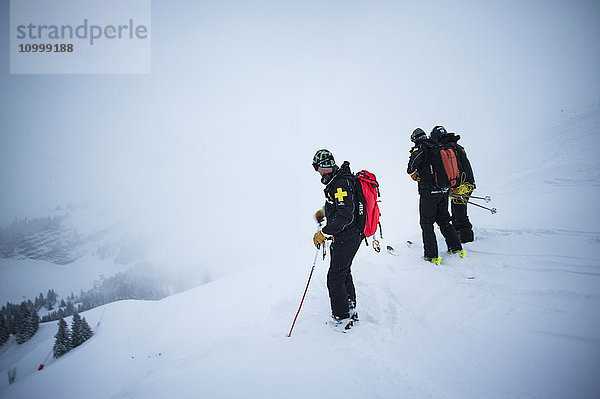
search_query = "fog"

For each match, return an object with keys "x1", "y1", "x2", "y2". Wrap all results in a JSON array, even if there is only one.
[{"x1": 1, "y1": 1, "x2": 599, "y2": 273}]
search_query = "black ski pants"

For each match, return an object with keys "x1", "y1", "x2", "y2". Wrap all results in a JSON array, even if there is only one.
[
  {"x1": 419, "y1": 191, "x2": 461, "y2": 258},
  {"x1": 450, "y1": 193, "x2": 473, "y2": 242},
  {"x1": 451, "y1": 198, "x2": 474, "y2": 243},
  {"x1": 327, "y1": 229, "x2": 361, "y2": 319}
]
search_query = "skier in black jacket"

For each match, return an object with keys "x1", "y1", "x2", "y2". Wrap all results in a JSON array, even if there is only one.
[
  {"x1": 439, "y1": 131, "x2": 476, "y2": 243},
  {"x1": 407, "y1": 127, "x2": 462, "y2": 263},
  {"x1": 312, "y1": 149, "x2": 360, "y2": 331}
]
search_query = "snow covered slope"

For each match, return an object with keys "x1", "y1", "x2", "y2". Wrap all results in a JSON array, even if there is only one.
[
  {"x1": 1, "y1": 233, "x2": 598, "y2": 398},
  {"x1": 2, "y1": 109, "x2": 599, "y2": 399},
  {"x1": 479, "y1": 107, "x2": 600, "y2": 232}
]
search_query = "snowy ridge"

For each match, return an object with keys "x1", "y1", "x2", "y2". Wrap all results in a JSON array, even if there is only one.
[
  {"x1": 498, "y1": 108, "x2": 600, "y2": 190},
  {"x1": 0, "y1": 208, "x2": 139, "y2": 266},
  {"x1": 0, "y1": 214, "x2": 87, "y2": 265}
]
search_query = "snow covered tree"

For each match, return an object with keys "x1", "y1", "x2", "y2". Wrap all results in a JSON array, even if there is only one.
[
  {"x1": 46, "y1": 289, "x2": 58, "y2": 311},
  {"x1": 53, "y1": 318, "x2": 71, "y2": 358},
  {"x1": 65, "y1": 301, "x2": 75, "y2": 317},
  {"x1": 0, "y1": 312, "x2": 9, "y2": 346},
  {"x1": 15, "y1": 302, "x2": 39, "y2": 344},
  {"x1": 70, "y1": 312, "x2": 94, "y2": 348},
  {"x1": 32, "y1": 306, "x2": 40, "y2": 333},
  {"x1": 80, "y1": 317, "x2": 93, "y2": 343},
  {"x1": 35, "y1": 293, "x2": 45, "y2": 310},
  {"x1": 3, "y1": 304, "x2": 17, "y2": 335},
  {"x1": 70, "y1": 312, "x2": 82, "y2": 347}
]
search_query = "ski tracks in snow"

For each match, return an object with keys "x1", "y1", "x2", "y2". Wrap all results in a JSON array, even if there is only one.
[{"x1": 349, "y1": 227, "x2": 600, "y2": 398}]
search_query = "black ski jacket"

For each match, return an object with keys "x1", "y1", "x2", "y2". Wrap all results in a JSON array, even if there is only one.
[
  {"x1": 440, "y1": 133, "x2": 476, "y2": 187},
  {"x1": 407, "y1": 139, "x2": 440, "y2": 194},
  {"x1": 322, "y1": 161, "x2": 359, "y2": 239}
]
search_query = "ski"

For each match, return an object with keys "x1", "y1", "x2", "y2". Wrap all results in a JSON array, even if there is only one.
[
  {"x1": 408, "y1": 240, "x2": 466, "y2": 258},
  {"x1": 406, "y1": 240, "x2": 474, "y2": 279},
  {"x1": 386, "y1": 245, "x2": 397, "y2": 256}
]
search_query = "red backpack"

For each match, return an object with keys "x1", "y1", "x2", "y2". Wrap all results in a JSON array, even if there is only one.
[
  {"x1": 430, "y1": 146, "x2": 461, "y2": 189},
  {"x1": 354, "y1": 170, "x2": 382, "y2": 240}
]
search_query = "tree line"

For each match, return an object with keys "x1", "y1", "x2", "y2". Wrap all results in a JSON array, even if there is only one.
[
  {"x1": 0, "y1": 300, "x2": 39, "y2": 346},
  {"x1": 1, "y1": 265, "x2": 171, "y2": 347}
]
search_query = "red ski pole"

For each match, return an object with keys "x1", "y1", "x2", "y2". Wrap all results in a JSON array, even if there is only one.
[{"x1": 287, "y1": 246, "x2": 320, "y2": 337}]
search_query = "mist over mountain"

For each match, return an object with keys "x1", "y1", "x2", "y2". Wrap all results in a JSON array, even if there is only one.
[{"x1": 1, "y1": 1, "x2": 599, "y2": 398}]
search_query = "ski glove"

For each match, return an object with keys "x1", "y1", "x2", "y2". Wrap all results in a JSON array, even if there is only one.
[
  {"x1": 313, "y1": 230, "x2": 332, "y2": 248},
  {"x1": 315, "y1": 209, "x2": 325, "y2": 223},
  {"x1": 410, "y1": 170, "x2": 421, "y2": 182}
]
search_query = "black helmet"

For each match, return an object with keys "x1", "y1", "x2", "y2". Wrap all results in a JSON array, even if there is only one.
[
  {"x1": 312, "y1": 149, "x2": 336, "y2": 171},
  {"x1": 430, "y1": 125, "x2": 447, "y2": 142},
  {"x1": 410, "y1": 128, "x2": 426, "y2": 143}
]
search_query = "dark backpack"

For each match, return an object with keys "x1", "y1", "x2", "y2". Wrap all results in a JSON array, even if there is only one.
[
  {"x1": 354, "y1": 170, "x2": 382, "y2": 239},
  {"x1": 429, "y1": 145, "x2": 461, "y2": 189}
]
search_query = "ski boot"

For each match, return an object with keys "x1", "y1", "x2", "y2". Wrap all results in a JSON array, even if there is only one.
[
  {"x1": 424, "y1": 256, "x2": 442, "y2": 265},
  {"x1": 448, "y1": 249, "x2": 467, "y2": 258},
  {"x1": 349, "y1": 299, "x2": 359, "y2": 322},
  {"x1": 329, "y1": 314, "x2": 353, "y2": 333}
]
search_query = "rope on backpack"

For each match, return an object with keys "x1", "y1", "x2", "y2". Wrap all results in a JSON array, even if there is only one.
[{"x1": 451, "y1": 173, "x2": 475, "y2": 204}]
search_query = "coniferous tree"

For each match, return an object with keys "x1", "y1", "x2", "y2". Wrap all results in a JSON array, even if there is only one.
[
  {"x1": 53, "y1": 318, "x2": 71, "y2": 358},
  {"x1": 80, "y1": 316, "x2": 93, "y2": 343},
  {"x1": 31, "y1": 305, "x2": 39, "y2": 335},
  {"x1": 0, "y1": 312, "x2": 9, "y2": 346},
  {"x1": 4, "y1": 304, "x2": 16, "y2": 335},
  {"x1": 46, "y1": 289, "x2": 57, "y2": 310},
  {"x1": 15, "y1": 302, "x2": 39, "y2": 344},
  {"x1": 70, "y1": 312, "x2": 83, "y2": 347},
  {"x1": 70, "y1": 312, "x2": 93, "y2": 347},
  {"x1": 35, "y1": 293, "x2": 45, "y2": 310},
  {"x1": 13, "y1": 304, "x2": 24, "y2": 343},
  {"x1": 66, "y1": 301, "x2": 75, "y2": 317},
  {"x1": 12, "y1": 304, "x2": 22, "y2": 335}
]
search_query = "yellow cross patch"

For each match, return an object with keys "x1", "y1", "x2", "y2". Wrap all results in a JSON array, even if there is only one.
[{"x1": 334, "y1": 187, "x2": 348, "y2": 202}]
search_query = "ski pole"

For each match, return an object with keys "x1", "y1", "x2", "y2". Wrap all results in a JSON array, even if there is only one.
[
  {"x1": 450, "y1": 195, "x2": 497, "y2": 214},
  {"x1": 287, "y1": 246, "x2": 320, "y2": 337},
  {"x1": 451, "y1": 193, "x2": 491, "y2": 203},
  {"x1": 471, "y1": 194, "x2": 491, "y2": 203}
]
